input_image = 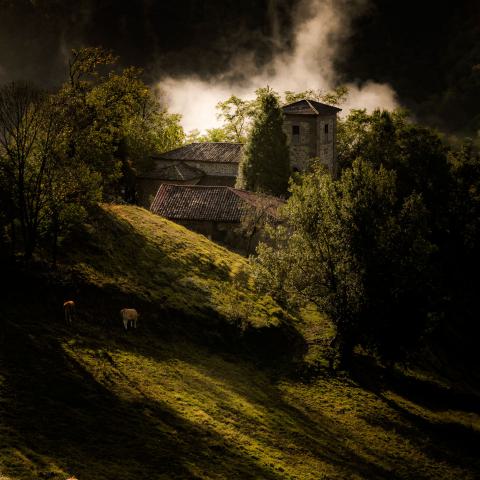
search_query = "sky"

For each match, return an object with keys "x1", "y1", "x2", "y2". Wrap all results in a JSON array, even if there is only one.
[
  {"x1": 160, "y1": 0, "x2": 398, "y2": 132},
  {"x1": 0, "y1": 0, "x2": 478, "y2": 134}
]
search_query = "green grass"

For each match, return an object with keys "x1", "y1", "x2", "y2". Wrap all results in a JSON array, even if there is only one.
[
  {"x1": 1, "y1": 204, "x2": 479, "y2": 479},
  {"x1": 63, "y1": 204, "x2": 287, "y2": 329}
]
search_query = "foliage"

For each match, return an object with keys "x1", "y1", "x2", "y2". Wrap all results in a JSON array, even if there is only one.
[
  {"x1": 215, "y1": 95, "x2": 257, "y2": 143},
  {"x1": 206, "y1": 87, "x2": 348, "y2": 145},
  {"x1": 284, "y1": 85, "x2": 349, "y2": 106},
  {"x1": 337, "y1": 109, "x2": 451, "y2": 220},
  {"x1": 0, "y1": 48, "x2": 185, "y2": 259},
  {"x1": 186, "y1": 127, "x2": 230, "y2": 143},
  {"x1": 58, "y1": 47, "x2": 184, "y2": 202},
  {"x1": 237, "y1": 194, "x2": 281, "y2": 256},
  {"x1": 0, "y1": 82, "x2": 101, "y2": 259},
  {"x1": 441, "y1": 139, "x2": 480, "y2": 348},
  {"x1": 254, "y1": 160, "x2": 434, "y2": 368},
  {"x1": 236, "y1": 88, "x2": 290, "y2": 196}
]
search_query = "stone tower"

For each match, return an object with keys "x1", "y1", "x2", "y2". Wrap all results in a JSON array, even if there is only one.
[{"x1": 282, "y1": 99, "x2": 341, "y2": 174}]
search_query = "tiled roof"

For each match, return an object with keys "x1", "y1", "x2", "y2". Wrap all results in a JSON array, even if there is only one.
[
  {"x1": 154, "y1": 142, "x2": 244, "y2": 164},
  {"x1": 282, "y1": 99, "x2": 341, "y2": 116},
  {"x1": 139, "y1": 162, "x2": 204, "y2": 181},
  {"x1": 150, "y1": 184, "x2": 283, "y2": 223}
]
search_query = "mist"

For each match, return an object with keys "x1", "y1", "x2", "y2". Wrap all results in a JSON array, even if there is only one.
[{"x1": 159, "y1": 0, "x2": 398, "y2": 134}]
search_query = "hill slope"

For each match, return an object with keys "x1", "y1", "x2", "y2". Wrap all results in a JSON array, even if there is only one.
[{"x1": 1, "y1": 205, "x2": 479, "y2": 480}]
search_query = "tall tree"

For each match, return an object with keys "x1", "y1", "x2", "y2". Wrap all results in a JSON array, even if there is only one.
[
  {"x1": 236, "y1": 88, "x2": 290, "y2": 197},
  {"x1": 0, "y1": 81, "x2": 101, "y2": 259},
  {"x1": 254, "y1": 160, "x2": 433, "y2": 369}
]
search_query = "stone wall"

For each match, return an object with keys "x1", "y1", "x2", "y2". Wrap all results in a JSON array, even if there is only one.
[
  {"x1": 283, "y1": 114, "x2": 337, "y2": 174},
  {"x1": 198, "y1": 176, "x2": 236, "y2": 187},
  {"x1": 316, "y1": 115, "x2": 337, "y2": 174},
  {"x1": 174, "y1": 219, "x2": 258, "y2": 255},
  {"x1": 283, "y1": 115, "x2": 317, "y2": 171},
  {"x1": 153, "y1": 159, "x2": 238, "y2": 177}
]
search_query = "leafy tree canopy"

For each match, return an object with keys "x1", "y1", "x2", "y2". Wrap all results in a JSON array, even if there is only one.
[
  {"x1": 236, "y1": 88, "x2": 290, "y2": 197},
  {"x1": 254, "y1": 159, "x2": 434, "y2": 369}
]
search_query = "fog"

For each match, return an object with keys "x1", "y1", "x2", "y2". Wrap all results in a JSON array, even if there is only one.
[{"x1": 160, "y1": 0, "x2": 398, "y2": 133}]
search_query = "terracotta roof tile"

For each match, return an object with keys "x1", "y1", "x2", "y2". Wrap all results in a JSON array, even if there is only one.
[{"x1": 150, "y1": 184, "x2": 283, "y2": 222}]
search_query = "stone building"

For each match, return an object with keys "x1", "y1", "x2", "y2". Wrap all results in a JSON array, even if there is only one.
[
  {"x1": 137, "y1": 142, "x2": 243, "y2": 207},
  {"x1": 150, "y1": 184, "x2": 283, "y2": 254},
  {"x1": 282, "y1": 99, "x2": 341, "y2": 174},
  {"x1": 138, "y1": 99, "x2": 341, "y2": 208}
]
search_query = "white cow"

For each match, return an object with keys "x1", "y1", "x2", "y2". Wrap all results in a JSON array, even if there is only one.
[{"x1": 120, "y1": 308, "x2": 139, "y2": 331}]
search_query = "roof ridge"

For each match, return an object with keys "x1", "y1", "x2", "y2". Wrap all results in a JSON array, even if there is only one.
[
  {"x1": 161, "y1": 184, "x2": 230, "y2": 190},
  {"x1": 282, "y1": 98, "x2": 342, "y2": 113},
  {"x1": 305, "y1": 99, "x2": 319, "y2": 115}
]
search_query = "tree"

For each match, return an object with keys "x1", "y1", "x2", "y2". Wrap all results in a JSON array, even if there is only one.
[
  {"x1": 186, "y1": 127, "x2": 229, "y2": 143},
  {"x1": 0, "y1": 48, "x2": 184, "y2": 259},
  {"x1": 284, "y1": 86, "x2": 348, "y2": 106},
  {"x1": 236, "y1": 88, "x2": 290, "y2": 197},
  {"x1": 440, "y1": 139, "x2": 480, "y2": 354},
  {"x1": 0, "y1": 82, "x2": 60, "y2": 258},
  {"x1": 58, "y1": 47, "x2": 185, "y2": 202},
  {"x1": 216, "y1": 95, "x2": 256, "y2": 143},
  {"x1": 237, "y1": 194, "x2": 282, "y2": 256},
  {"x1": 337, "y1": 109, "x2": 451, "y2": 207},
  {"x1": 119, "y1": 87, "x2": 185, "y2": 202},
  {"x1": 254, "y1": 160, "x2": 434, "y2": 369},
  {"x1": 0, "y1": 82, "x2": 101, "y2": 259}
]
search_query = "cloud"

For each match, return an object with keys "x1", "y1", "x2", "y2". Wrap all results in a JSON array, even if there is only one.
[{"x1": 159, "y1": 0, "x2": 398, "y2": 133}]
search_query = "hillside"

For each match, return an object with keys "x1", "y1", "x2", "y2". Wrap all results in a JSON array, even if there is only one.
[{"x1": 1, "y1": 205, "x2": 479, "y2": 480}]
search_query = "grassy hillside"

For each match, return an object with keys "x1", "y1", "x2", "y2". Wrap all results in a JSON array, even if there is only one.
[{"x1": 1, "y1": 205, "x2": 479, "y2": 480}]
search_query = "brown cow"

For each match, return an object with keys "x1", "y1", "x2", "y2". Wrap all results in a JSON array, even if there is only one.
[{"x1": 120, "y1": 308, "x2": 139, "y2": 331}]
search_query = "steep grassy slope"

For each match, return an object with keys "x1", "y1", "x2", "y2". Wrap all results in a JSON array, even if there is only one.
[
  {"x1": 1, "y1": 205, "x2": 479, "y2": 480},
  {"x1": 64, "y1": 204, "x2": 287, "y2": 329}
]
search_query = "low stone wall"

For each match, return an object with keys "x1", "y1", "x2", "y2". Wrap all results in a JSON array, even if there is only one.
[{"x1": 174, "y1": 219, "x2": 260, "y2": 255}]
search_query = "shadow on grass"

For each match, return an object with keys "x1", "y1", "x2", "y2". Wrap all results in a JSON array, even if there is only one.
[
  {"x1": 0, "y1": 287, "x2": 399, "y2": 480},
  {"x1": 0, "y1": 318, "x2": 290, "y2": 480},
  {"x1": 351, "y1": 355, "x2": 480, "y2": 473},
  {"x1": 4, "y1": 264, "x2": 479, "y2": 479}
]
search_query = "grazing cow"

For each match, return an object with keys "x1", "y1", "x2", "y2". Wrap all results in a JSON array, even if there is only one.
[
  {"x1": 120, "y1": 308, "x2": 139, "y2": 331},
  {"x1": 64, "y1": 300, "x2": 75, "y2": 324}
]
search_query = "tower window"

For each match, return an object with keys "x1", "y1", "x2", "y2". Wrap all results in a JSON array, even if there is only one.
[
  {"x1": 292, "y1": 125, "x2": 300, "y2": 144},
  {"x1": 324, "y1": 124, "x2": 329, "y2": 134}
]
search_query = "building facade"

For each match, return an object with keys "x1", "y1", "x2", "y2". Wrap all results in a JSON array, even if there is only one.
[
  {"x1": 282, "y1": 99, "x2": 341, "y2": 174},
  {"x1": 150, "y1": 184, "x2": 283, "y2": 254},
  {"x1": 138, "y1": 100, "x2": 341, "y2": 208}
]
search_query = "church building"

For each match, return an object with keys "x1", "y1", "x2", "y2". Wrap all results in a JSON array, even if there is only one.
[{"x1": 137, "y1": 99, "x2": 341, "y2": 208}]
